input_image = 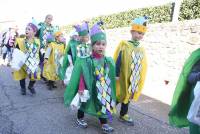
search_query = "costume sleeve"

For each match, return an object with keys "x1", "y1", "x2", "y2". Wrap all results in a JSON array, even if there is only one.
[
  {"x1": 44, "y1": 47, "x2": 52, "y2": 59},
  {"x1": 116, "y1": 51, "x2": 122, "y2": 77},
  {"x1": 78, "y1": 74, "x2": 85, "y2": 92}
]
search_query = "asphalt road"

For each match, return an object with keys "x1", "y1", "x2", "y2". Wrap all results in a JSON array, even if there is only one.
[{"x1": 0, "y1": 64, "x2": 188, "y2": 134}]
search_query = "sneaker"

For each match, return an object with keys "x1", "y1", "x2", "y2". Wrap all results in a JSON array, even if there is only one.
[
  {"x1": 119, "y1": 114, "x2": 134, "y2": 126},
  {"x1": 101, "y1": 124, "x2": 114, "y2": 134},
  {"x1": 28, "y1": 86, "x2": 36, "y2": 94},
  {"x1": 48, "y1": 84, "x2": 53, "y2": 90},
  {"x1": 76, "y1": 119, "x2": 88, "y2": 128},
  {"x1": 21, "y1": 88, "x2": 26, "y2": 95}
]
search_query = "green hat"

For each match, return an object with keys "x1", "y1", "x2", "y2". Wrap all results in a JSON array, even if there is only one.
[{"x1": 90, "y1": 21, "x2": 106, "y2": 43}]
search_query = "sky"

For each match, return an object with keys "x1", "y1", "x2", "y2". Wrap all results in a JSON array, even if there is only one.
[{"x1": 0, "y1": 0, "x2": 175, "y2": 33}]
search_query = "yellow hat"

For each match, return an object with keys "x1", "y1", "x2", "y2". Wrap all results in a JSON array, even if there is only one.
[
  {"x1": 54, "y1": 31, "x2": 62, "y2": 37},
  {"x1": 131, "y1": 16, "x2": 148, "y2": 33}
]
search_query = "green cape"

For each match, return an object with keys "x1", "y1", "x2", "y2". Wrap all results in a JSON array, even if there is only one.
[
  {"x1": 169, "y1": 48, "x2": 200, "y2": 127},
  {"x1": 64, "y1": 57, "x2": 116, "y2": 118},
  {"x1": 58, "y1": 39, "x2": 80, "y2": 80}
]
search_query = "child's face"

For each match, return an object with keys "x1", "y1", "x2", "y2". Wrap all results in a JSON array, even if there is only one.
[
  {"x1": 25, "y1": 26, "x2": 35, "y2": 38},
  {"x1": 56, "y1": 34, "x2": 64, "y2": 42},
  {"x1": 130, "y1": 30, "x2": 145, "y2": 41},
  {"x1": 92, "y1": 40, "x2": 107, "y2": 55},
  {"x1": 80, "y1": 35, "x2": 89, "y2": 43}
]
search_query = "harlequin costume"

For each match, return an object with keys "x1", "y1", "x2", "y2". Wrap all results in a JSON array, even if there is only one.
[
  {"x1": 64, "y1": 22, "x2": 116, "y2": 133},
  {"x1": 169, "y1": 49, "x2": 200, "y2": 134},
  {"x1": 113, "y1": 16, "x2": 148, "y2": 125},
  {"x1": 13, "y1": 23, "x2": 41, "y2": 95},
  {"x1": 43, "y1": 31, "x2": 65, "y2": 90}
]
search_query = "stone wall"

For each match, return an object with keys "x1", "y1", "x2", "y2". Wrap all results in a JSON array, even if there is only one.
[{"x1": 105, "y1": 19, "x2": 200, "y2": 104}]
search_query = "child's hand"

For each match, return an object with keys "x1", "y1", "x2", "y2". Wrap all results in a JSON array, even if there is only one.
[
  {"x1": 44, "y1": 58, "x2": 48, "y2": 64},
  {"x1": 78, "y1": 90, "x2": 84, "y2": 95},
  {"x1": 69, "y1": 62, "x2": 73, "y2": 66},
  {"x1": 116, "y1": 77, "x2": 119, "y2": 80}
]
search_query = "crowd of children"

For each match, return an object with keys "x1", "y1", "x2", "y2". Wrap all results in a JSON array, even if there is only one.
[
  {"x1": 9, "y1": 15, "x2": 147, "y2": 133},
  {"x1": 6, "y1": 14, "x2": 197, "y2": 134}
]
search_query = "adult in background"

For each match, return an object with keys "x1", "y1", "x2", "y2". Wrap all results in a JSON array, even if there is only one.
[{"x1": 36, "y1": 14, "x2": 56, "y2": 81}]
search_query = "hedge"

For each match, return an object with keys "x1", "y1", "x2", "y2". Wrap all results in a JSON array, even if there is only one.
[
  {"x1": 179, "y1": 0, "x2": 200, "y2": 20},
  {"x1": 61, "y1": 0, "x2": 200, "y2": 33}
]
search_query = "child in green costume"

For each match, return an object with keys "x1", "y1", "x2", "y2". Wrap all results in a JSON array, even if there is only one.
[{"x1": 64, "y1": 22, "x2": 116, "y2": 134}]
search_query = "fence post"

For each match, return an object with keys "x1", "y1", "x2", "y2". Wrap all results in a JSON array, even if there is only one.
[{"x1": 172, "y1": 0, "x2": 182, "y2": 22}]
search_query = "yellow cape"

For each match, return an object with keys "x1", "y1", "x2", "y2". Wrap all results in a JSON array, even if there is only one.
[
  {"x1": 43, "y1": 42, "x2": 65, "y2": 81},
  {"x1": 113, "y1": 40, "x2": 147, "y2": 104},
  {"x1": 12, "y1": 38, "x2": 40, "y2": 81}
]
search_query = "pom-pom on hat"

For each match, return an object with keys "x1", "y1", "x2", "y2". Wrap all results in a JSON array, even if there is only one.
[
  {"x1": 131, "y1": 16, "x2": 148, "y2": 33},
  {"x1": 74, "y1": 21, "x2": 89, "y2": 36},
  {"x1": 90, "y1": 21, "x2": 106, "y2": 44}
]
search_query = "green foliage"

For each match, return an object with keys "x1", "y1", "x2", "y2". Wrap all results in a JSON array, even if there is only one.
[
  {"x1": 179, "y1": 0, "x2": 200, "y2": 20},
  {"x1": 61, "y1": 4, "x2": 172, "y2": 33},
  {"x1": 92, "y1": 4, "x2": 172, "y2": 29},
  {"x1": 62, "y1": 0, "x2": 200, "y2": 33}
]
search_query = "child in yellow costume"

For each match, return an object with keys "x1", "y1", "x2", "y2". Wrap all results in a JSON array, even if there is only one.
[
  {"x1": 43, "y1": 31, "x2": 65, "y2": 90},
  {"x1": 113, "y1": 16, "x2": 148, "y2": 125},
  {"x1": 13, "y1": 22, "x2": 41, "y2": 95}
]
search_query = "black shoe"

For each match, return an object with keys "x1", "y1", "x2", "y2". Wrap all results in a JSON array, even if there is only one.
[
  {"x1": 48, "y1": 84, "x2": 53, "y2": 90},
  {"x1": 47, "y1": 81, "x2": 55, "y2": 90},
  {"x1": 41, "y1": 76, "x2": 47, "y2": 82},
  {"x1": 28, "y1": 86, "x2": 36, "y2": 94},
  {"x1": 21, "y1": 88, "x2": 26, "y2": 95}
]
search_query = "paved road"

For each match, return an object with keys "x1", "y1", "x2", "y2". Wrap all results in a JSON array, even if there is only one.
[{"x1": 0, "y1": 64, "x2": 188, "y2": 134}]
